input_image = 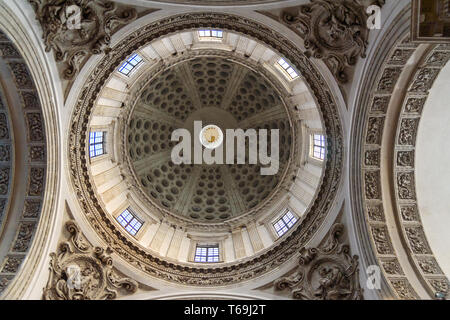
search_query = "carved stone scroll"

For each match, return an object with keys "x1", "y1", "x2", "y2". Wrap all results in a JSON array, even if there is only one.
[
  {"x1": 29, "y1": 0, "x2": 137, "y2": 80},
  {"x1": 274, "y1": 224, "x2": 362, "y2": 300},
  {"x1": 43, "y1": 221, "x2": 138, "y2": 300}
]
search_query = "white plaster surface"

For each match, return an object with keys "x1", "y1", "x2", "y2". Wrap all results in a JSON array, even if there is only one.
[{"x1": 416, "y1": 60, "x2": 450, "y2": 278}]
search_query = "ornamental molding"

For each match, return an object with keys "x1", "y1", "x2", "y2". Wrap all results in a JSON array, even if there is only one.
[
  {"x1": 260, "y1": 0, "x2": 385, "y2": 84},
  {"x1": 43, "y1": 220, "x2": 139, "y2": 300},
  {"x1": 0, "y1": 30, "x2": 47, "y2": 297},
  {"x1": 28, "y1": 0, "x2": 138, "y2": 80},
  {"x1": 391, "y1": 44, "x2": 450, "y2": 297},
  {"x1": 359, "y1": 34, "x2": 450, "y2": 299},
  {"x1": 67, "y1": 12, "x2": 344, "y2": 286},
  {"x1": 274, "y1": 223, "x2": 362, "y2": 300}
]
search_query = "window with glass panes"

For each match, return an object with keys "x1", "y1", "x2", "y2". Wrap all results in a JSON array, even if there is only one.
[
  {"x1": 277, "y1": 58, "x2": 299, "y2": 80},
  {"x1": 89, "y1": 131, "x2": 105, "y2": 158},
  {"x1": 116, "y1": 208, "x2": 143, "y2": 236},
  {"x1": 194, "y1": 244, "x2": 220, "y2": 262},
  {"x1": 312, "y1": 134, "x2": 326, "y2": 160},
  {"x1": 198, "y1": 29, "x2": 223, "y2": 39},
  {"x1": 273, "y1": 210, "x2": 298, "y2": 237},
  {"x1": 118, "y1": 53, "x2": 143, "y2": 76}
]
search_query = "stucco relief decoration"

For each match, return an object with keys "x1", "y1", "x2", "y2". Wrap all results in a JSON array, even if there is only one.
[
  {"x1": 274, "y1": 224, "x2": 362, "y2": 300},
  {"x1": 29, "y1": 0, "x2": 137, "y2": 80},
  {"x1": 280, "y1": 0, "x2": 383, "y2": 83},
  {"x1": 43, "y1": 221, "x2": 138, "y2": 300}
]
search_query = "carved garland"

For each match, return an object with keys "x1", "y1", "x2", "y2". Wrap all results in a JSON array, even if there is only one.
[
  {"x1": 68, "y1": 12, "x2": 343, "y2": 286},
  {"x1": 0, "y1": 31, "x2": 47, "y2": 295},
  {"x1": 362, "y1": 36, "x2": 450, "y2": 299}
]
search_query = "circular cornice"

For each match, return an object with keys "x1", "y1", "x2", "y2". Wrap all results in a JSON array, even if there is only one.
[{"x1": 68, "y1": 12, "x2": 343, "y2": 286}]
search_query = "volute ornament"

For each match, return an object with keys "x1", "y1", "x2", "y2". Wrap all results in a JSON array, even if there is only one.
[
  {"x1": 274, "y1": 223, "x2": 362, "y2": 300},
  {"x1": 43, "y1": 220, "x2": 138, "y2": 300},
  {"x1": 29, "y1": 0, "x2": 137, "y2": 80},
  {"x1": 280, "y1": 0, "x2": 383, "y2": 83}
]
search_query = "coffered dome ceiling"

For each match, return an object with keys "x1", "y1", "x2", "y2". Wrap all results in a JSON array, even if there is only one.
[
  {"x1": 125, "y1": 56, "x2": 292, "y2": 223},
  {"x1": 67, "y1": 12, "x2": 343, "y2": 286}
]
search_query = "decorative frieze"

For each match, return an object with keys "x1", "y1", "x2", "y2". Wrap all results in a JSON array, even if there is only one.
[
  {"x1": 0, "y1": 30, "x2": 46, "y2": 298},
  {"x1": 426, "y1": 51, "x2": 450, "y2": 66},
  {"x1": 390, "y1": 279, "x2": 419, "y2": 300},
  {"x1": 371, "y1": 226, "x2": 393, "y2": 255},
  {"x1": 381, "y1": 259, "x2": 404, "y2": 276},
  {"x1": 0, "y1": 43, "x2": 19, "y2": 58},
  {"x1": 21, "y1": 91, "x2": 41, "y2": 110},
  {"x1": 409, "y1": 68, "x2": 440, "y2": 93},
  {"x1": 370, "y1": 96, "x2": 390, "y2": 113},
  {"x1": 405, "y1": 227, "x2": 431, "y2": 255},
  {"x1": 397, "y1": 151, "x2": 414, "y2": 167},
  {"x1": 29, "y1": 146, "x2": 45, "y2": 162},
  {"x1": 0, "y1": 113, "x2": 9, "y2": 140},
  {"x1": 0, "y1": 276, "x2": 13, "y2": 294},
  {"x1": 429, "y1": 279, "x2": 450, "y2": 294},
  {"x1": 25, "y1": 113, "x2": 44, "y2": 142},
  {"x1": 364, "y1": 171, "x2": 381, "y2": 200},
  {"x1": 0, "y1": 145, "x2": 11, "y2": 162},
  {"x1": 417, "y1": 258, "x2": 442, "y2": 275},
  {"x1": 28, "y1": 167, "x2": 45, "y2": 196},
  {"x1": 404, "y1": 97, "x2": 426, "y2": 114},
  {"x1": 398, "y1": 118, "x2": 419, "y2": 146},
  {"x1": 1, "y1": 256, "x2": 24, "y2": 274},
  {"x1": 388, "y1": 49, "x2": 415, "y2": 65},
  {"x1": 23, "y1": 200, "x2": 41, "y2": 219},
  {"x1": 397, "y1": 171, "x2": 416, "y2": 200},
  {"x1": 7, "y1": 62, "x2": 33, "y2": 88},
  {"x1": 0, "y1": 167, "x2": 10, "y2": 195},
  {"x1": 377, "y1": 67, "x2": 402, "y2": 92},
  {"x1": 11, "y1": 222, "x2": 36, "y2": 253},
  {"x1": 366, "y1": 117, "x2": 385, "y2": 145},
  {"x1": 364, "y1": 149, "x2": 380, "y2": 167},
  {"x1": 367, "y1": 204, "x2": 384, "y2": 222},
  {"x1": 400, "y1": 205, "x2": 419, "y2": 222}
]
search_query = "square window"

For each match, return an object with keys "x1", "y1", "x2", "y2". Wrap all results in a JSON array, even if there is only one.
[
  {"x1": 311, "y1": 134, "x2": 326, "y2": 160},
  {"x1": 118, "y1": 53, "x2": 143, "y2": 76},
  {"x1": 194, "y1": 244, "x2": 220, "y2": 263},
  {"x1": 277, "y1": 58, "x2": 299, "y2": 80},
  {"x1": 89, "y1": 131, "x2": 106, "y2": 158},
  {"x1": 273, "y1": 210, "x2": 298, "y2": 237},
  {"x1": 116, "y1": 208, "x2": 143, "y2": 237},
  {"x1": 198, "y1": 29, "x2": 223, "y2": 40}
]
